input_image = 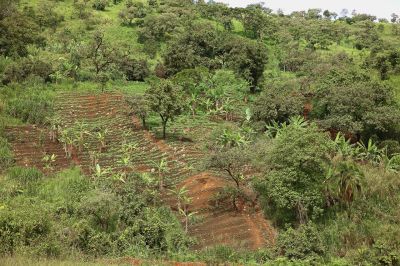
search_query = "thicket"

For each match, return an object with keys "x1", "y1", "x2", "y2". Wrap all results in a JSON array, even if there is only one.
[{"x1": 0, "y1": 168, "x2": 191, "y2": 259}]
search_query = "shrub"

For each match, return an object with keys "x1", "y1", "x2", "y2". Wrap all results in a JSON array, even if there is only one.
[
  {"x1": 277, "y1": 223, "x2": 326, "y2": 260},
  {"x1": 255, "y1": 122, "x2": 332, "y2": 224},
  {"x1": 253, "y1": 82, "x2": 305, "y2": 125},
  {"x1": 119, "y1": 58, "x2": 149, "y2": 81},
  {"x1": 351, "y1": 240, "x2": 400, "y2": 266},
  {"x1": 209, "y1": 186, "x2": 252, "y2": 211},
  {"x1": 2, "y1": 58, "x2": 53, "y2": 84},
  {"x1": 0, "y1": 204, "x2": 51, "y2": 256},
  {"x1": 379, "y1": 140, "x2": 400, "y2": 157},
  {"x1": 92, "y1": 0, "x2": 108, "y2": 11},
  {"x1": 78, "y1": 192, "x2": 120, "y2": 233}
]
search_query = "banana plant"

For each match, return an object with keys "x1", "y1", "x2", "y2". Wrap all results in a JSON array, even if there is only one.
[
  {"x1": 73, "y1": 121, "x2": 90, "y2": 152},
  {"x1": 217, "y1": 129, "x2": 248, "y2": 148},
  {"x1": 168, "y1": 186, "x2": 189, "y2": 211},
  {"x1": 325, "y1": 160, "x2": 364, "y2": 206},
  {"x1": 118, "y1": 153, "x2": 132, "y2": 173},
  {"x1": 152, "y1": 157, "x2": 169, "y2": 191},
  {"x1": 89, "y1": 150, "x2": 99, "y2": 169},
  {"x1": 334, "y1": 133, "x2": 359, "y2": 159},
  {"x1": 47, "y1": 115, "x2": 62, "y2": 142},
  {"x1": 111, "y1": 172, "x2": 126, "y2": 184},
  {"x1": 42, "y1": 153, "x2": 57, "y2": 171},
  {"x1": 59, "y1": 128, "x2": 75, "y2": 158},
  {"x1": 245, "y1": 108, "x2": 252, "y2": 123},
  {"x1": 357, "y1": 139, "x2": 384, "y2": 165},
  {"x1": 265, "y1": 116, "x2": 307, "y2": 139},
  {"x1": 201, "y1": 98, "x2": 213, "y2": 113},
  {"x1": 265, "y1": 121, "x2": 286, "y2": 139},
  {"x1": 288, "y1": 116, "x2": 308, "y2": 129},
  {"x1": 241, "y1": 126, "x2": 255, "y2": 142},
  {"x1": 120, "y1": 142, "x2": 138, "y2": 154},
  {"x1": 177, "y1": 191, "x2": 197, "y2": 233},
  {"x1": 38, "y1": 129, "x2": 46, "y2": 147},
  {"x1": 221, "y1": 97, "x2": 235, "y2": 121},
  {"x1": 93, "y1": 164, "x2": 110, "y2": 179},
  {"x1": 188, "y1": 93, "x2": 198, "y2": 117},
  {"x1": 95, "y1": 128, "x2": 109, "y2": 152},
  {"x1": 382, "y1": 154, "x2": 400, "y2": 173}
]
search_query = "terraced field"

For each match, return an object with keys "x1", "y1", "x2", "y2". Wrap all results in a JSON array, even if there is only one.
[
  {"x1": 5, "y1": 91, "x2": 276, "y2": 250},
  {"x1": 4, "y1": 125, "x2": 72, "y2": 172}
]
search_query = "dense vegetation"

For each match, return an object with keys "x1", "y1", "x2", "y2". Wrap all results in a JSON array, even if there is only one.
[{"x1": 1, "y1": 0, "x2": 400, "y2": 265}]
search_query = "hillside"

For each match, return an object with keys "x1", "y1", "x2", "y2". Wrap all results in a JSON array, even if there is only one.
[{"x1": 1, "y1": 0, "x2": 400, "y2": 265}]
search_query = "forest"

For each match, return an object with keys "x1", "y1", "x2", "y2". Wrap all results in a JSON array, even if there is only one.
[{"x1": 0, "y1": 0, "x2": 400, "y2": 265}]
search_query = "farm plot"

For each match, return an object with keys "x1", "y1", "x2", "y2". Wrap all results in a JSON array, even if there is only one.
[
  {"x1": 54, "y1": 92, "x2": 198, "y2": 185},
  {"x1": 5, "y1": 91, "x2": 275, "y2": 251},
  {"x1": 4, "y1": 125, "x2": 72, "y2": 173}
]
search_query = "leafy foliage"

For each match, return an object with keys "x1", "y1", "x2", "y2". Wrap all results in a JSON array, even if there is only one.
[
  {"x1": 145, "y1": 79, "x2": 185, "y2": 139},
  {"x1": 276, "y1": 222, "x2": 326, "y2": 260},
  {"x1": 255, "y1": 122, "x2": 332, "y2": 224}
]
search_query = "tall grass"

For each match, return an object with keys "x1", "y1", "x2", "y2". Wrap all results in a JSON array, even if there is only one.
[
  {"x1": 5, "y1": 89, "x2": 55, "y2": 125},
  {"x1": 0, "y1": 136, "x2": 13, "y2": 170}
]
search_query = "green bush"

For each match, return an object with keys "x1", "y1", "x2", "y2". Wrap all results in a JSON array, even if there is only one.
[
  {"x1": 379, "y1": 140, "x2": 400, "y2": 156},
  {"x1": 276, "y1": 223, "x2": 326, "y2": 261},
  {"x1": 119, "y1": 58, "x2": 150, "y2": 81},
  {"x1": 78, "y1": 192, "x2": 120, "y2": 233},
  {"x1": 92, "y1": 0, "x2": 108, "y2": 11},
  {"x1": 0, "y1": 204, "x2": 51, "y2": 256},
  {"x1": 255, "y1": 122, "x2": 332, "y2": 225},
  {"x1": 2, "y1": 58, "x2": 53, "y2": 84},
  {"x1": 351, "y1": 240, "x2": 400, "y2": 266}
]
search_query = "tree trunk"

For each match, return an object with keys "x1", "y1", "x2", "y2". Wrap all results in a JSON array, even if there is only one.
[
  {"x1": 142, "y1": 117, "x2": 146, "y2": 129},
  {"x1": 162, "y1": 119, "x2": 168, "y2": 139}
]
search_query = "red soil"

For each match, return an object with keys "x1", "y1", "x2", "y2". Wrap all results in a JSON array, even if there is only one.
[
  {"x1": 4, "y1": 92, "x2": 276, "y2": 252},
  {"x1": 4, "y1": 125, "x2": 73, "y2": 173},
  {"x1": 165, "y1": 172, "x2": 276, "y2": 250}
]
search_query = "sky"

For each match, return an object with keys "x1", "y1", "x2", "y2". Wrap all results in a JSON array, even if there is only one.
[{"x1": 217, "y1": 0, "x2": 400, "y2": 19}]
